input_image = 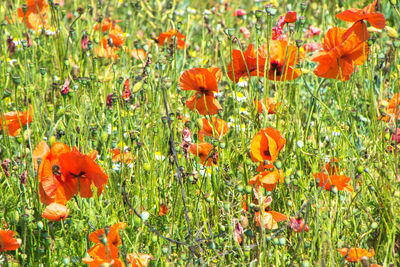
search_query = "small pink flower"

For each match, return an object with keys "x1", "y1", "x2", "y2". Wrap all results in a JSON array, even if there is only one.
[
  {"x1": 304, "y1": 26, "x2": 322, "y2": 38},
  {"x1": 81, "y1": 33, "x2": 89, "y2": 50},
  {"x1": 290, "y1": 217, "x2": 309, "y2": 233},
  {"x1": 392, "y1": 128, "x2": 400, "y2": 144},
  {"x1": 26, "y1": 33, "x2": 32, "y2": 47},
  {"x1": 234, "y1": 221, "x2": 244, "y2": 244},
  {"x1": 240, "y1": 27, "x2": 250, "y2": 40},
  {"x1": 181, "y1": 127, "x2": 192, "y2": 159},
  {"x1": 303, "y1": 42, "x2": 322, "y2": 52},
  {"x1": 233, "y1": 9, "x2": 247, "y2": 17},
  {"x1": 61, "y1": 77, "x2": 71, "y2": 95}
]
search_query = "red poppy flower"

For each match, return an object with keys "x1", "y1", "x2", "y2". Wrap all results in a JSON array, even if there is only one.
[
  {"x1": 38, "y1": 143, "x2": 108, "y2": 205},
  {"x1": 336, "y1": 0, "x2": 386, "y2": 29},
  {"x1": 112, "y1": 149, "x2": 134, "y2": 164},
  {"x1": 41, "y1": 202, "x2": 69, "y2": 221},
  {"x1": 89, "y1": 222, "x2": 127, "y2": 248},
  {"x1": 0, "y1": 105, "x2": 33, "y2": 137},
  {"x1": 311, "y1": 27, "x2": 369, "y2": 81},
  {"x1": 378, "y1": 93, "x2": 400, "y2": 122},
  {"x1": 227, "y1": 44, "x2": 263, "y2": 83},
  {"x1": 233, "y1": 9, "x2": 247, "y2": 17},
  {"x1": 198, "y1": 117, "x2": 229, "y2": 141},
  {"x1": 189, "y1": 142, "x2": 217, "y2": 166},
  {"x1": 338, "y1": 247, "x2": 375, "y2": 262},
  {"x1": 0, "y1": 229, "x2": 20, "y2": 251},
  {"x1": 131, "y1": 48, "x2": 147, "y2": 60},
  {"x1": 249, "y1": 166, "x2": 284, "y2": 191},
  {"x1": 126, "y1": 253, "x2": 153, "y2": 267},
  {"x1": 158, "y1": 203, "x2": 169, "y2": 216},
  {"x1": 259, "y1": 39, "x2": 302, "y2": 81},
  {"x1": 122, "y1": 79, "x2": 131, "y2": 101},
  {"x1": 17, "y1": 0, "x2": 49, "y2": 31},
  {"x1": 313, "y1": 172, "x2": 353, "y2": 192},
  {"x1": 94, "y1": 18, "x2": 123, "y2": 33},
  {"x1": 180, "y1": 67, "x2": 222, "y2": 115},
  {"x1": 157, "y1": 29, "x2": 187, "y2": 49},
  {"x1": 254, "y1": 196, "x2": 287, "y2": 230},
  {"x1": 95, "y1": 37, "x2": 119, "y2": 59},
  {"x1": 82, "y1": 244, "x2": 123, "y2": 267},
  {"x1": 256, "y1": 98, "x2": 279, "y2": 114},
  {"x1": 109, "y1": 29, "x2": 126, "y2": 47},
  {"x1": 250, "y1": 128, "x2": 286, "y2": 167},
  {"x1": 284, "y1": 11, "x2": 297, "y2": 23}
]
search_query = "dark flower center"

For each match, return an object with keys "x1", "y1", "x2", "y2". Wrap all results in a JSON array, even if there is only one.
[{"x1": 270, "y1": 61, "x2": 282, "y2": 76}]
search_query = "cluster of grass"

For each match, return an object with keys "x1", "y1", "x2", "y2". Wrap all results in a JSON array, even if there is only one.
[{"x1": 1, "y1": 0, "x2": 400, "y2": 266}]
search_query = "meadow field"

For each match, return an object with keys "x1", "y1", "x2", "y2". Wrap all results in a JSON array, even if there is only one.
[{"x1": 0, "y1": 0, "x2": 399, "y2": 266}]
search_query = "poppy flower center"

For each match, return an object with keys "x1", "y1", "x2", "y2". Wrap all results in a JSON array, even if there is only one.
[
  {"x1": 198, "y1": 86, "x2": 206, "y2": 93},
  {"x1": 52, "y1": 165, "x2": 61, "y2": 176},
  {"x1": 69, "y1": 171, "x2": 86, "y2": 178},
  {"x1": 264, "y1": 149, "x2": 271, "y2": 157},
  {"x1": 270, "y1": 61, "x2": 282, "y2": 76}
]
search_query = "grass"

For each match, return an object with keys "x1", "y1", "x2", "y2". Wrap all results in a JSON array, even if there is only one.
[{"x1": 0, "y1": 0, "x2": 399, "y2": 266}]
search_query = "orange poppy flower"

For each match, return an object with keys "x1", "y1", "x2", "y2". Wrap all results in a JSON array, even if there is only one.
[
  {"x1": 82, "y1": 244, "x2": 123, "y2": 267},
  {"x1": 158, "y1": 203, "x2": 169, "y2": 216},
  {"x1": 254, "y1": 196, "x2": 287, "y2": 229},
  {"x1": 338, "y1": 247, "x2": 375, "y2": 262},
  {"x1": 250, "y1": 128, "x2": 286, "y2": 167},
  {"x1": 0, "y1": 229, "x2": 20, "y2": 251},
  {"x1": 157, "y1": 29, "x2": 187, "y2": 49},
  {"x1": 256, "y1": 98, "x2": 279, "y2": 114},
  {"x1": 336, "y1": 0, "x2": 386, "y2": 29},
  {"x1": 38, "y1": 143, "x2": 108, "y2": 205},
  {"x1": 379, "y1": 93, "x2": 400, "y2": 122},
  {"x1": 180, "y1": 67, "x2": 222, "y2": 115},
  {"x1": 94, "y1": 18, "x2": 123, "y2": 33},
  {"x1": 131, "y1": 48, "x2": 147, "y2": 60},
  {"x1": 112, "y1": 149, "x2": 134, "y2": 164},
  {"x1": 313, "y1": 173, "x2": 353, "y2": 192},
  {"x1": 325, "y1": 158, "x2": 339, "y2": 175},
  {"x1": 109, "y1": 29, "x2": 126, "y2": 47},
  {"x1": 89, "y1": 222, "x2": 126, "y2": 248},
  {"x1": 311, "y1": 27, "x2": 369, "y2": 81},
  {"x1": 284, "y1": 11, "x2": 297, "y2": 23},
  {"x1": 0, "y1": 105, "x2": 33, "y2": 137},
  {"x1": 126, "y1": 253, "x2": 153, "y2": 267},
  {"x1": 249, "y1": 166, "x2": 284, "y2": 191},
  {"x1": 198, "y1": 117, "x2": 229, "y2": 141},
  {"x1": 17, "y1": 0, "x2": 49, "y2": 31},
  {"x1": 189, "y1": 142, "x2": 217, "y2": 166},
  {"x1": 32, "y1": 140, "x2": 50, "y2": 170},
  {"x1": 259, "y1": 39, "x2": 302, "y2": 81},
  {"x1": 41, "y1": 202, "x2": 69, "y2": 221},
  {"x1": 95, "y1": 37, "x2": 119, "y2": 59},
  {"x1": 227, "y1": 44, "x2": 263, "y2": 83}
]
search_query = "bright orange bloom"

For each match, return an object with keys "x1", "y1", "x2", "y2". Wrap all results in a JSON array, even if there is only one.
[
  {"x1": 95, "y1": 37, "x2": 119, "y2": 59},
  {"x1": 158, "y1": 203, "x2": 169, "y2": 216},
  {"x1": 378, "y1": 93, "x2": 400, "y2": 122},
  {"x1": 189, "y1": 142, "x2": 217, "y2": 166},
  {"x1": 311, "y1": 27, "x2": 369, "y2": 81},
  {"x1": 41, "y1": 202, "x2": 69, "y2": 221},
  {"x1": 256, "y1": 98, "x2": 279, "y2": 114},
  {"x1": 17, "y1": 0, "x2": 49, "y2": 31},
  {"x1": 89, "y1": 222, "x2": 126, "y2": 248},
  {"x1": 82, "y1": 244, "x2": 123, "y2": 267},
  {"x1": 250, "y1": 128, "x2": 286, "y2": 168},
  {"x1": 157, "y1": 29, "x2": 187, "y2": 49},
  {"x1": 336, "y1": 0, "x2": 386, "y2": 29},
  {"x1": 112, "y1": 149, "x2": 134, "y2": 164},
  {"x1": 259, "y1": 39, "x2": 302, "y2": 81},
  {"x1": 254, "y1": 196, "x2": 287, "y2": 229},
  {"x1": 94, "y1": 18, "x2": 123, "y2": 32},
  {"x1": 0, "y1": 229, "x2": 20, "y2": 251},
  {"x1": 338, "y1": 248, "x2": 375, "y2": 262},
  {"x1": 32, "y1": 140, "x2": 50, "y2": 170},
  {"x1": 38, "y1": 143, "x2": 108, "y2": 205},
  {"x1": 126, "y1": 253, "x2": 153, "y2": 267},
  {"x1": 199, "y1": 117, "x2": 229, "y2": 141},
  {"x1": 284, "y1": 11, "x2": 297, "y2": 23},
  {"x1": 180, "y1": 67, "x2": 222, "y2": 115},
  {"x1": 249, "y1": 166, "x2": 284, "y2": 191},
  {"x1": 131, "y1": 48, "x2": 147, "y2": 60},
  {"x1": 0, "y1": 105, "x2": 33, "y2": 137},
  {"x1": 313, "y1": 173, "x2": 353, "y2": 192},
  {"x1": 227, "y1": 44, "x2": 262, "y2": 83},
  {"x1": 325, "y1": 158, "x2": 339, "y2": 175},
  {"x1": 109, "y1": 29, "x2": 126, "y2": 47}
]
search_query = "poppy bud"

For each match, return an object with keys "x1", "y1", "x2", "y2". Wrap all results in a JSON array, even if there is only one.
[{"x1": 22, "y1": 4, "x2": 28, "y2": 14}]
